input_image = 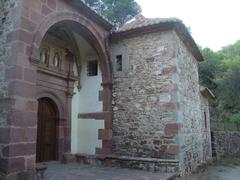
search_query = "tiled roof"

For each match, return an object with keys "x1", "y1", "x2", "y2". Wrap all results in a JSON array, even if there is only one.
[
  {"x1": 112, "y1": 14, "x2": 203, "y2": 62},
  {"x1": 116, "y1": 14, "x2": 181, "y2": 32}
]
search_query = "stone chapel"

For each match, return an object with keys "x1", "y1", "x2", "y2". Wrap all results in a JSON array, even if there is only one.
[{"x1": 0, "y1": 0, "x2": 214, "y2": 179}]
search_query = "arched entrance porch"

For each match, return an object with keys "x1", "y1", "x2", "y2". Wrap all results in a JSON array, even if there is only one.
[
  {"x1": 31, "y1": 12, "x2": 113, "y2": 162},
  {"x1": 0, "y1": 1, "x2": 113, "y2": 179}
]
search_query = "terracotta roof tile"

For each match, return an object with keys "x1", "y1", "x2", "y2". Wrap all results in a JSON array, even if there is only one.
[{"x1": 116, "y1": 14, "x2": 181, "y2": 32}]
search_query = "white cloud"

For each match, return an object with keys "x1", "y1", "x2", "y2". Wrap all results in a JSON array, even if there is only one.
[{"x1": 135, "y1": 0, "x2": 240, "y2": 51}]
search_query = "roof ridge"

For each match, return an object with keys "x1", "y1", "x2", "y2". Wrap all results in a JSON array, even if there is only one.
[
  {"x1": 134, "y1": 14, "x2": 146, "y2": 20},
  {"x1": 116, "y1": 16, "x2": 182, "y2": 33}
]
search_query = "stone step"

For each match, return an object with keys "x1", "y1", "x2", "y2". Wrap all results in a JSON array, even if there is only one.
[{"x1": 36, "y1": 163, "x2": 48, "y2": 180}]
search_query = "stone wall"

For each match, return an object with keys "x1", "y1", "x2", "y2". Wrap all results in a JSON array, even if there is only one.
[
  {"x1": 110, "y1": 29, "x2": 212, "y2": 175},
  {"x1": 173, "y1": 32, "x2": 212, "y2": 175},
  {"x1": 111, "y1": 30, "x2": 181, "y2": 160},
  {"x1": 212, "y1": 131, "x2": 240, "y2": 158},
  {"x1": 0, "y1": 0, "x2": 19, "y2": 112},
  {"x1": 0, "y1": 0, "x2": 23, "y2": 176},
  {"x1": 200, "y1": 95, "x2": 212, "y2": 162}
]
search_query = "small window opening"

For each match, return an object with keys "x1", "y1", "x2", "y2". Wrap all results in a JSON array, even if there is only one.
[
  {"x1": 87, "y1": 60, "x2": 98, "y2": 76},
  {"x1": 204, "y1": 111, "x2": 207, "y2": 128},
  {"x1": 116, "y1": 55, "x2": 122, "y2": 71}
]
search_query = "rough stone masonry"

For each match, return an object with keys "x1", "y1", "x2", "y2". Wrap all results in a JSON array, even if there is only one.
[{"x1": 111, "y1": 29, "x2": 212, "y2": 175}]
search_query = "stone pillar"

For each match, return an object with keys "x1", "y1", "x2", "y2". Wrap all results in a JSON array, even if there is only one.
[
  {"x1": 60, "y1": 79, "x2": 75, "y2": 161},
  {"x1": 102, "y1": 82, "x2": 112, "y2": 112},
  {"x1": 64, "y1": 93, "x2": 73, "y2": 153},
  {"x1": 1, "y1": 65, "x2": 38, "y2": 179},
  {"x1": 100, "y1": 82, "x2": 113, "y2": 154},
  {"x1": 0, "y1": 1, "x2": 38, "y2": 179},
  {"x1": 64, "y1": 50, "x2": 76, "y2": 153}
]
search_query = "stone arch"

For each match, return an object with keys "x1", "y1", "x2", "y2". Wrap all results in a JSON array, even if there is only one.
[
  {"x1": 37, "y1": 90, "x2": 65, "y2": 119},
  {"x1": 31, "y1": 11, "x2": 113, "y2": 156},
  {"x1": 30, "y1": 11, "x2": 112, "y2": 85}
]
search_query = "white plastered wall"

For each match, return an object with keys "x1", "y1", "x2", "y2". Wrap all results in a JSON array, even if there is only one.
[{"x1": 71, "y1": 34, "x2": 104, "y2": 155}]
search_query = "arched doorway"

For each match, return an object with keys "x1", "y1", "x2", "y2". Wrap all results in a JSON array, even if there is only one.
[
  {"x1": 37, "y1": 98, "x2": 59, "y2": 162},
  {"x1": 30, "y1": 12, "x2": 113, "y2": 159}
]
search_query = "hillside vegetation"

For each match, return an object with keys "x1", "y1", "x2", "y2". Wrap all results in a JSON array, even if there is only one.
[{"x1": 199, "y1": 40, "x2": 240, "y2": 129}]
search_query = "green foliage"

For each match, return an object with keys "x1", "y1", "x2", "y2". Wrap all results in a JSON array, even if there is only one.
[
  {"x1": 217, "y1": 68, "x2": 240, "y2": 110},
  {"x1": 198, "y1": 48, "x2": 226, "y2": 90},
  {"x1": 83, "y1": 0, "x2": 142, "y2": 28},
  {"x1": 231, "y1": 112, "x2": 240, "y2": 125},
  {"x1": 199, "y1": 40, "x2": 240, "y2": 130}
]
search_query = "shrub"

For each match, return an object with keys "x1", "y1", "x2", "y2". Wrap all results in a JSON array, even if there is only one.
[{"x1": 231, "y1": 112, "x2": 240, "y2": 125}]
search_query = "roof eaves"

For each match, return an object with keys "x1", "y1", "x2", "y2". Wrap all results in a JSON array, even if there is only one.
[
  {"x1": 111, "y1": 21, "x2": 176, "y2": 40},
  {"x1": 200, "y1": 86, "x2": 215, "y2": 99},
  {"x1": 173, "y1": 22, "x2": 204, "y2": 62},
  {"x1": 116, "y1": 18, "x2": 181, "y2": 33}
]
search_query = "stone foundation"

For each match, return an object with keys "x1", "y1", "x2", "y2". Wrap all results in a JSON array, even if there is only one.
[
  {"x1": 65, "y1": 154, "x2": 179, "y2": 174},
  {"x1": 103, "y1": 156, "x2": 179, "y2": 173}
]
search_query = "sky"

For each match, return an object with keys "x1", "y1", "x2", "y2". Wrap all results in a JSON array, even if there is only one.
[{"x1": 135, "y1": 0, "x2": 240, "y2": 51}]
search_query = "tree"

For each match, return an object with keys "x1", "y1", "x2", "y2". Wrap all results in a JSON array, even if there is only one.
[
  {"x1": 217, "y1": 68, "x2": 240, "y2": 111},
  {"x1": 83, "y1": 0, "x2": 142, "y2": 28},
  {"x1": 199, "y1": 40, "x2": 240, "y2": 126},
  {"x1": 198, "y1": 48, "x2": 222, "y2": 90}
]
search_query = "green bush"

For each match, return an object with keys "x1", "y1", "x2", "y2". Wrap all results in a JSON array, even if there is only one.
[{"x1": 231, "y1": 112, "x2": 240, "y2": 125}]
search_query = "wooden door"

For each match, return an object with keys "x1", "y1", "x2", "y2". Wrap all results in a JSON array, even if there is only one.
[{"x1": 37, "y1": 98, "x2": 57, "y2": 162}]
